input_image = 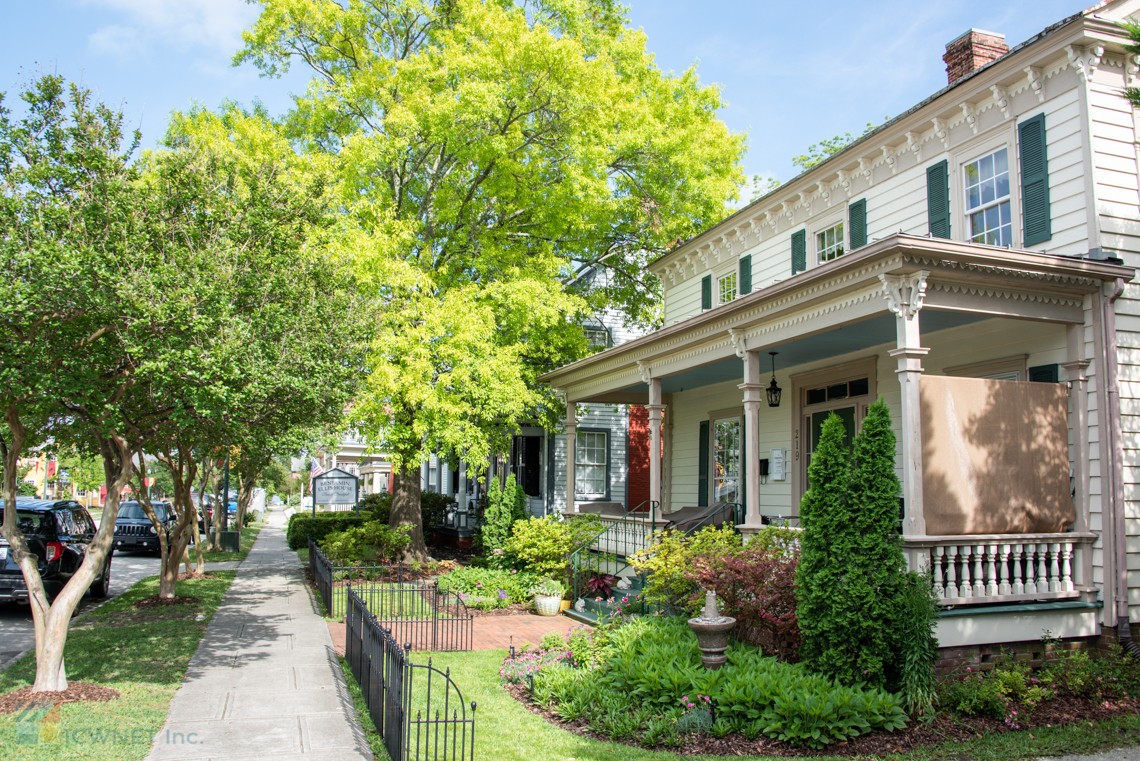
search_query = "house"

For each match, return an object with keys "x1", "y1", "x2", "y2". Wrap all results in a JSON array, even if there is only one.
[{"x1": 540, "y1": 1, "x2": 1140, "y2": 660}]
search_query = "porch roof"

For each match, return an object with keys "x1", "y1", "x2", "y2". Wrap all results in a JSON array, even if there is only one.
[{"x1": 540, "y1": 234, "x2": 1133, "y2": 403}]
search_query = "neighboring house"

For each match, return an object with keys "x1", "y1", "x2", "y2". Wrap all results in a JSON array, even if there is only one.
[
  {"x1": 541, "y1": 1, "x2": 1140, "y2": 658},
  {"x1": 309, "y1": 430, "x2": 393, "y2": 500}
]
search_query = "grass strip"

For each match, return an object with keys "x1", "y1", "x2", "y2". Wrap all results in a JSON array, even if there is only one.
[
  {"x1": 200, "y1": 523, "x2": 261, "y2": 563},
  {"x1": 0, "y1": 571, "x2": 236, "y2": 760},
  {"x1": 338, "y1": 656, "x2": 387, "y2": 760},
  {"x1": 379, "y1": 650, "x2": 1140, "y2": 761}
]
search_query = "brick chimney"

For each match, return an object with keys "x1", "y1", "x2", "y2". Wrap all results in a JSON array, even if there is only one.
[{"x1": 944, "y1": 29, "x2": 1009, "y2": 85}]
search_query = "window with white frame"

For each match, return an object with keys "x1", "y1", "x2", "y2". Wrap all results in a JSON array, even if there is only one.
[
  {"x1": 816, "y1": 222, "x2": 845, "y2": 263},
  {"x1": 575, "y1": 431, "x2": 607, "y2": 497},
  {"x1": 583, "y1": 326, "x2": 610, "y2": 348},
  {"x1": 718, "y1": 272, "x2": 737, "y2": 304},
  {"x1": 964, "y1": 147, "x2": 1011, "y2": 246}
]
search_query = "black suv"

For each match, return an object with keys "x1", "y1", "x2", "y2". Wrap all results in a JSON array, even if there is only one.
[
  {"x1": 0, "y1": 499, "x2": 111, "y2": 602},
  {"x1": 114, "y1": 500, "x2": 175, "y2": 554}
]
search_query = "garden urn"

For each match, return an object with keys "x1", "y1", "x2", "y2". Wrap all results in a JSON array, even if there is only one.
[{"x1": 687, "y1": 590, "x2": 736, "y2": 669}]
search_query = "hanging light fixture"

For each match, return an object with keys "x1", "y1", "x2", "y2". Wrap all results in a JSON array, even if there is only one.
[{"x1": 767, "y1": 352, "x2": 782, "y2": 408}]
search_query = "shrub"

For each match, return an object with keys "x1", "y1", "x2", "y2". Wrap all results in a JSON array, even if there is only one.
[
  {"x1": 691, "y1": 541, "x2": 801, "y2": 661},
  {"x1": 501, "y1": 648, "x2": 570, "y2": 684},
  {"x1": 629, "y1": 525, "x2": 741, "y2": 613},
  {"x1": 480, "y1": 477, "x2": 526, "y2": 555},
  {"x1": 897, "y1": 571, "x2": 940, "y2": 717},
  {"x1": 436, "y1": 566, "x2": 544, "y2": 605},
  {"x1": 359, "y1": 492, "x2": 392, "y2": 524},
  {"x1": 420, "y1": 491, "x2": 455, "y2": 530},
  {"x1": 504, "y1": 514, "x2": 603, "y2": 579},
  {"x1": 796, "y1": 399, "x2": 908, "y2": 689},
  {"x1": 532, "y1": 617, "x2": 907, "y2": 749},
  {"x1": 286, "y1": 513, "x2": 368, "y2": 550},
  {"x1": 320, "y1": 521, "x2": 412, "y2": 564}
]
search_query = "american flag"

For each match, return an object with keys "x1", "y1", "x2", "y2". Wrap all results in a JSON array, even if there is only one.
[{"x1": 309, "y1": 459, "x2": 324, "y2": 492}]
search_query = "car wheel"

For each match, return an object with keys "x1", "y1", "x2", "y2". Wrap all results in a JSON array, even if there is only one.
[{"x1": 89, "y1": 558, "x2": 111, "y2": 598}]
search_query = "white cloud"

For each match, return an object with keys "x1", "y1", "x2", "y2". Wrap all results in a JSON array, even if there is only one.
[{"x1": 84, "y1": 0, "x2": 260, "y2": 58}]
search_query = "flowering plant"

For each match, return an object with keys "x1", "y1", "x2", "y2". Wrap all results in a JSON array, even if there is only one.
[
  {"x1": 500, "y1": 648, "x2": 569, "y2": 684},
  {"x1": 675, "y1": 693, "x2": 714, "y2": 734}
]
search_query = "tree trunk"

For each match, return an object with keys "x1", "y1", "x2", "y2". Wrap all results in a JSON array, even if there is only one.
[
  {"x1": 391, "y1": 462, "x2": 428, "y2": 562},
  {"x1": 234, "y1": 471, "x2": 256, "y2": 534}
]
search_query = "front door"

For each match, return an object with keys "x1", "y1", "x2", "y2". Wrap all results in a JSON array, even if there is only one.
[{"x1": 805, "y1": 406, "x2": 857, "y2": 487}]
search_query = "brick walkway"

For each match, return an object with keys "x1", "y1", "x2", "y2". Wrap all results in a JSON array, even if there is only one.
[{"x1": 328, "y1": 612, "x2": 582, "y2": 655}]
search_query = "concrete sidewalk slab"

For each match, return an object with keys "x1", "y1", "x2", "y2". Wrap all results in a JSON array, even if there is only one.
[{"x1": 147, "y1": 511, "x2": 371, "y2": 761}]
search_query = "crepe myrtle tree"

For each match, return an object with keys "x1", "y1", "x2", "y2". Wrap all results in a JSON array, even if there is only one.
[{"x1": 236, "y1": 0, "x2": 745, "y2": 558}]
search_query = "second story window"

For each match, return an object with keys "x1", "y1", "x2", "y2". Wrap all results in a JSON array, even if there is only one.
[
  {"x1": 816, "y1": 222, "x2": 845, "y2": 263},
  {"x1": 584, "y1": 326, "x2": 610, "y2": 348},
  {"x1": 718, "y1": 272, "x2": 737, "y2": 304},
  {"x1": 964, "y1": 147, "x2": 1011, "y2": 246}
]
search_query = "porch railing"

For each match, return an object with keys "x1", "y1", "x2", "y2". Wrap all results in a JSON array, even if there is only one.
[
  {"x1": 904, "y1": 532, "x2": 1097, "y2": 606},
  {"x1": 566, "y1": 500, "x2": 658, "y2": 603}
]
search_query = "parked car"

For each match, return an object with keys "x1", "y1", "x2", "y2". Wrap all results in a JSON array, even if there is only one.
[
  {"x1": 113, "y1": 500, "x2": 176, "y2": 554},
  {"x1": 0, "y1": 498, "x2": 111, "y2": 602}
]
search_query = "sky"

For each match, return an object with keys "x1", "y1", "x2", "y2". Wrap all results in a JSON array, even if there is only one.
[{"x1": 0, "y1": 0, "x2": 1095, "y2": 192}]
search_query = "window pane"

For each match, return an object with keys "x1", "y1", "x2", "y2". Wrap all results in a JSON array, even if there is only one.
[
  {"x1": 827, "y1": 383, "x2": 848, "y2": 400},
  {"x1": 994, "y1": 147, "x2": 1008, "y2": 175},
  {"x1": 967, "y1": 184, "x2": 981, "y2": 210},
  {"x1": 817, "y1": 222, "x2": 845, "y2": 262},
  {"x1": 1000, "y1": 201, "x2": 1011, "y2": 226},
  {"x1": 849, "y1": 377, "x2": 870, "y2": 397},
  {"x1": 807, "y1": 387, "x2": 826, "y2": 405}
]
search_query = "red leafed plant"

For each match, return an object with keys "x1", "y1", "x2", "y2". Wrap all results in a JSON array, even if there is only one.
[
  {"x1": 586, "y1": 573, "x2": 618, "y2": 598},
  {"x1": 690, "y1": 545, "x2": 801, "y2": 662}
]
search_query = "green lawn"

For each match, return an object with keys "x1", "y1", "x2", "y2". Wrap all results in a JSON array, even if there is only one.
[
  {"x1": 339, "y1": 649, "x2": 1140, "y2": 761},
  {"x1": 327, "y1": 582, "x2": 442, "y2": 620},
  {"x1": 0, "y1": 572, "x2": 235, "y2": 760},
  {"x1": 199, "y1": 523, "x2": 261, "y2": 563}
]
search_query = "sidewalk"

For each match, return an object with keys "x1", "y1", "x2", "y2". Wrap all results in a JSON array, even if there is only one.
[{"x1": 147, "y1": 511, "x2": 371, "y2": 761}]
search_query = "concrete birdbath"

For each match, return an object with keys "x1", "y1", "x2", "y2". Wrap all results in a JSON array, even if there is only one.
[{"x1": 687, "y1": 589, "x2": 736, "y2": 669}]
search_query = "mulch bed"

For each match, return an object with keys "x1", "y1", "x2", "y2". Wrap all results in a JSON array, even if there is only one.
[
  {"x1": 133, "y1": 594, "x2": 202, "y2": 609},
  {"x1": 504, "y1": 682, "x2": 1140, "y2": 757},
  {"x1": 177, "y1": 571, "x2": 218, "y2": 581},
  {"x1": 466, "y1": 602, "x2": 537, "y2": 618},
  {"x1": 0, "y1": 683, "x2": 121, "y2": 715}
]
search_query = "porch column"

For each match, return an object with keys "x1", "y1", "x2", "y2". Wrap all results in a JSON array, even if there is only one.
[
  {"x1": 738, "y1": 350, "x2": 764, "y2": 539},
  {"x1": 881, "y1": 271, "x2": 930, "y2": 570},
  {"x1": 647, "y1": 377, "x2": 665, "y2": 521},
  {"x1": 564, "y1": 400, "x2": 577, "y2": 515},
  {"x1": 663, "y1": 403, "x2": 674, "y2": 514},
  {"x1": 1062, "y1": 323, "x2": 1095, "y2": 598}
]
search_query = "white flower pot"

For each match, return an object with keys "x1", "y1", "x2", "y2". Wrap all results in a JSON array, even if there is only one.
[{"x1": 535, "y1": 594, "x2": 561, "y2": 617}]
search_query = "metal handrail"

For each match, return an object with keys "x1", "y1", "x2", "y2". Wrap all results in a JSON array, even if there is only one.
[
  {"x1": 680, "y1": 501, "x2": 744, "y2": 535},
  {"x1": 567, "y1": 500, "x2": 658, "y2": 608}
]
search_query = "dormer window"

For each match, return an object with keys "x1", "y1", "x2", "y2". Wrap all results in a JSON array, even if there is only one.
[
  {"x1": 584, "y1": 326, "x2": 611, "y2": 348},
  {"x1": 718, "y1": 272, "x2": 738, "y2": 304}
]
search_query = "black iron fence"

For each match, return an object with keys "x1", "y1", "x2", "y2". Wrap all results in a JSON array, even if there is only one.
[
  {"x1": 308, "y1": 538, "x2": 473, "y2": 652},
  {"x1": 346, "y1": 587, "x2": 476, "y2": 761}
]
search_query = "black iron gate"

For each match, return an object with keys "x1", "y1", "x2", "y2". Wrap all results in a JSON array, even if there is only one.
[{"x1": 346, "y1": 587, "x2": 476, "y2": 761}]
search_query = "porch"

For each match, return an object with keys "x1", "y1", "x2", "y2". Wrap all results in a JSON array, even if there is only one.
[{"x1": 540, "y1": 233, "x2": 1132, "y2": 630}]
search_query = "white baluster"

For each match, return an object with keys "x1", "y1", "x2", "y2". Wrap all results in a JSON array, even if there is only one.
[
  {"x1": 960, "y1": 545, "x2": 974, "y2": 598},
  {"x1": 1037, "y1": 543, "x2": 1049, "y2": 594},
  {"x1": 1061, "y1": 542, "x2": 1074, "y2": 592},
  {"x1": 1049, "y1": 542, "x2": 1062, "y2": 593},
  {"x1": 1025, "y1": 544, "x2": 1038, "y2": 595},
  {"x1": 972, "y1": 545, "x2": 986, "y2": 597},
  {"x1": 986, "y1": 543, "x2": 999, "y2": 596},
  {"x1": 1012, "y1": 544, "x2": 1025, "y2": 595},
  {"x1": 945, "y1": 545, "x2": 959, "y2": 599},
  {"x1": 998, "y1": 544, "x2": 1012, "y2": 595},
  {"x1": 932, "y1": 546, "x2": 945, "y2": 598}
]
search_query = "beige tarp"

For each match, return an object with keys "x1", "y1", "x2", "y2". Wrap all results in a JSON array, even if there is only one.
[{"x1": 920, "y1": 375, "x2": 1074, "y2": 535}]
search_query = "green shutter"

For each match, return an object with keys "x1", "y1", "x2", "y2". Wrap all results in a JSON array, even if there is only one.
[
  {"x1": 1029, "y1": 363, "x2": 1059, "y2": 383},
  {"x1": 1019, "y1": 113, "x2": 1052, "y2": 246},
  {"x1": 849, "y1": 198, "x2": 867, "y2": 249},
  {"x1": 697, "y1": 421, "x2": 709, "y2": 507},
  {"x1": 791, "y1": 230, "x2": 807, "y2": 274},
  {"x1": 926, "y1": 160, "x2": 950, "y2": 239},
  {"x1": 701, "y1": 275, "x2": 712, "y2": 310},
  {"x1": 739, "y1": 255, "x2": 752, "y2": 294}
]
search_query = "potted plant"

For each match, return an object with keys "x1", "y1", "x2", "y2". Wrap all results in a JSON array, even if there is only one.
[{"x1": 530, "y1": 578, "x2": 565, "y2": 617}]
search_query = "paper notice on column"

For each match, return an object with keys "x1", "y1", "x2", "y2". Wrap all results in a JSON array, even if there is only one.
[{"x1": 770, "y1": 448, "x2": 786, "y2": 481}]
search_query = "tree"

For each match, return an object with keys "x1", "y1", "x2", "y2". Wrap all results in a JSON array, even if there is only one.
[
  {"x1": 236, "y1": 0, "x2": 745, "y2": 559},
  {"x1": 795, "y1": 399, "x2": 907, "y2": 689},
  {"x1": 57, "y1": 448, "x2": 103, "y2": 502},
  {"x1": 791, "y1": 119, "x2": 888, "y2": 172}
]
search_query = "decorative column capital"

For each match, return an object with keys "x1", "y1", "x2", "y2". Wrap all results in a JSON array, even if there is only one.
[
  {"x1": 879, "y1": 271, "x2": 930, "y2": 321},
  {"x1": 1060, "y1": 358, "x2": 1091, "y2": 382},
  {"x1": 727, "y1": 328, "x2": 747, "y2": 359}
]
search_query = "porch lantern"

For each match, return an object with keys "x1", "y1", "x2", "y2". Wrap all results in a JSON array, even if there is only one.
[{"x1": 766, "y1": 352, "x2": 782, "y2": 408}]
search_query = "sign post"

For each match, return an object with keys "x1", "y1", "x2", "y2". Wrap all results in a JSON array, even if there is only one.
[{"x1": 312, "y1": 468, "x2": 360, "y2": 515}]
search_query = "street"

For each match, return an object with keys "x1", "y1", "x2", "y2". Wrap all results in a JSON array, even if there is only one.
[{"x1": 0, "y1": 549, "x2": 162, "y2": 665}]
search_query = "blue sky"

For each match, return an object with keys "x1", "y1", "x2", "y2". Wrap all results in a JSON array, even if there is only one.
[{"x1": 1, "y1": 0, "x2": 1093, "y2": 191}]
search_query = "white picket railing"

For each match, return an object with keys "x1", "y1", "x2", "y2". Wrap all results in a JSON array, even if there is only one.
[{"x1": 904, "y1": 533, "x2": 1097, "y2": 606}]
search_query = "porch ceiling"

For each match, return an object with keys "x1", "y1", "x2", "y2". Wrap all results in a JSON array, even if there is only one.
[{"x1": 618, "y1": 309, "x2": 990, "y2": 394}]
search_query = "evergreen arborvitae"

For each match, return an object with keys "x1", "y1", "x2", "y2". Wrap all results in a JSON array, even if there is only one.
[
  {"x1": 796, "y1": 398, "x2": 907, "y2": 689},
  {"x1": 481, "y1": 477, "x2": 513, "y2": 552}
]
